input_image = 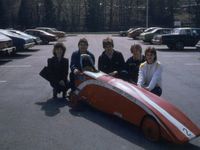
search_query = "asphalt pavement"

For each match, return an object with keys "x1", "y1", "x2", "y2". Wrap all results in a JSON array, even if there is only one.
[{"x1": 0, "y1": 34, "x2": 200, "y2": 150}]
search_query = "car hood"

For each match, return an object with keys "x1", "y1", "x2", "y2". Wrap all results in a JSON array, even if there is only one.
[
  {"x1": 82, "y1": 71, "x2": 200, "y2": 143},
  {"x1": 0, "y1": 33, "x2": 12, "y2": 41}
]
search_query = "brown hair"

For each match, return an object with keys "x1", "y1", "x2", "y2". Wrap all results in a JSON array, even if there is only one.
[
  {"x1": 130, "y1": 44, "x2": 142, "y2": 53},
  {"x1": 103, "y1": 37, "x2": 114, "y2": 48},
  {"x1": 53, "y1": 42, "x2": 66, "y2": 57},
  {"x1": 145, "y1": 47, "x2": 157, "y2": 62},
  {"x1": 78, "y1": 38, "x2": 88, "y2": 46}
]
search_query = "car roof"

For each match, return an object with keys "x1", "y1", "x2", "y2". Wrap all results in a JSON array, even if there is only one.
[{"x1": 25, "y1": 29, "x2": 55, "y2": 36}]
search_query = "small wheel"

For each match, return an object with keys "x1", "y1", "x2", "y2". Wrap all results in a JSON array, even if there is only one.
[
  {"x1": 68, "y1": 92, "x2": 79, "y2": 108},
  {"x1": 141, "y1": 116, "x2": 160, "y2": 142}
]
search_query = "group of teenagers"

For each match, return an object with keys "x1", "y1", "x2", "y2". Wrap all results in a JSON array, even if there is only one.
[{"x1": 46, "y1": 37, "x2": 162, "y2": 99}]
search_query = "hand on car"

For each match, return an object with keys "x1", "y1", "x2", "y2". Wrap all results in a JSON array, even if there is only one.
[{"x1": 74, "y1": 69, "x2": 81, "y2": 75}]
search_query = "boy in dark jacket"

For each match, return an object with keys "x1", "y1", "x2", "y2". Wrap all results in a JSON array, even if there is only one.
[
  {"x1": 70, "y1": 38, "x2": 95, "y2": 90},
  {"x1": 98, "y1": 37, "x2": 126, "y2": 79}
]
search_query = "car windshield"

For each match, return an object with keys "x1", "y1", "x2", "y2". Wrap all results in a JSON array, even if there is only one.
[
  {"x1": 172, "y1": 28, "x2": 181, "y2": 34},
  {"x1": 51, "y1": 28, "x2": 58, "y2": 31}
]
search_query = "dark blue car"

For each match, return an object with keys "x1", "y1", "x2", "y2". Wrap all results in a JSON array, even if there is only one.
[
  {"x1": 0, "y1": 29, "x2": 35, "y2": 51},
  {"x1": 8, "y1": 29, "x2": 42, "y2": 45}
]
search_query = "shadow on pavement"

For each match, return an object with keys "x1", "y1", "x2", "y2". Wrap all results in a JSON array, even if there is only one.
[
  {"x1": 0, "y1": 59, "x2": 11, "y2": 65},
  {"x1": 36, "y1": 98, "x2": 68, "y2": 117},
  {"x1": 0, "y1": 53, "x2": 31, "y2": 59},
  {"x1": 19, "y1": 48, "x2": 40, "y2": 52},
  {"x1": 0, "y1": 53, "x2": 32, "y2": 65},
  {"x1": 69, "y1": 104, "x2": 200, "y2": 150}
]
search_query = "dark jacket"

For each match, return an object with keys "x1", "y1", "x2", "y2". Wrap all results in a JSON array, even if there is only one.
[
  {"x1": 125, "y1": 55, "x2": 145, "y2": 83},
  {"x1": 98, "y1": 50, "x2": 125, "y2": 74},
  {"x1": 47, "y1": 57, "x2": 69, "y2": 89},
  {"x1": 70, "y1": 50, "x2": 95, "y2": 72}
]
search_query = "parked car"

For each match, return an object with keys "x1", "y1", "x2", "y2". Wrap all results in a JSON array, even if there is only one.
[
  {"x1": 158, "y1": 27, "x2": 200, "y2": 50},
  {"x1": 8, "y1": 29, "x2": 42, "y2": 45},
  {"x1": 196, "y1": 40, "x2": 200, "y2": 50},
  {"x1": 119, "y1": 28, "x2": 134, "y2": 37},
  {"x1": 128, "y1": 27, "x2": 146, "y2": 39},
  {"x1": 0, "y1": 29, "x2": 35, "y2": 50},
  {"x1": 24, "y1": 29, "x2": 58, "y2": 44},
  {"x1": 140, "y1": 28, "x2": 171, "y2": 43},
  {"x1": 143, "y1": 27, "x2": 159, "y2": 33},
  {"x1": 151, "y1": 34, "x2": 163, "y2": 45},
  {"x1": 0, "y1": 33, "x2": 16, "y2": 55},
  {"x1": 35, "y1": 27, "x2": 66, "y2": 38}
]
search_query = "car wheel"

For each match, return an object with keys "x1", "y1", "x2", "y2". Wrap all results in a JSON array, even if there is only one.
[
  {"x1": 43, "y1": 40, "x2": 49, "y2": 45},
  {"x1": 175, "y1": 42, "x2": 184, "y2": 50},
  {"x1": 68, "y1": 92, "x2": 79, "y2": 107},
  {"x1": 141, "y1": 115, "x2": 160, "y2": 142}
]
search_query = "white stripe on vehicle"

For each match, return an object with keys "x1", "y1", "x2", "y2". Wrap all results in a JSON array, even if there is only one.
[
  {"x1": 84, "y1": 71, "x2": 107, "y2": 79},
  {"x1": 75, "y1": 77, "x2": 196, "y2": 140}
]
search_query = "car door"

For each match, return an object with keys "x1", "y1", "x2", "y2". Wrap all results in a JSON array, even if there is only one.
[
  {"x1": 191, "y1": 29, "x2": 200, "y2": 45},
  {"x1": 180, "y1": 29, "x2": 194, "y2": 46}
]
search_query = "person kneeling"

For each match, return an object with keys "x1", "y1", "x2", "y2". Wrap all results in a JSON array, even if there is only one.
[
  {"x1": 47, "y1": 42, "x2": 70, "y2": 99},
  {"x1": 137, "y1": 47, "x2": 162, "y2": 96}
]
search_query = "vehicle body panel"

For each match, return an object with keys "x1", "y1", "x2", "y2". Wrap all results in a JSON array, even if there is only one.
[
  {"x1": 72, "y1": 71, "x2": 200, "y2": 144},
  {"x1": 0, "y1": 33, "x2": 16, "y2": 54},
  {"x1": 9, "y1": 30, "x2": 42, "y2": 45},
  {"x1": 140, "y1": 28, "x2": 171, "y2": 43},
  {"x1": 0, "y1": 29, "x2": 35, "y2": 50},
  {"x1": 36, "y1": 27, "x2": 66, "y2": 38},
  {"x1": 128, "y1": 27, "x2": 146, "y2": 39},
  {"x1": 160, "y1": 28, "x2": 200, "y2": 49},
  {"x1": 24, "y1": 29, "x2": 58, "y2": 44},
  {"x1": 196, "y1": 40, "x2": 200, "y2": 50},
  {"x1": 119, "y1": 28, "x2": 135, "y2": 36}
]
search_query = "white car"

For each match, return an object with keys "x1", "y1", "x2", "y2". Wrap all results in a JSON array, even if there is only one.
[{"x1": 196, "y1": 40, "x2": 200, "y2": 50}]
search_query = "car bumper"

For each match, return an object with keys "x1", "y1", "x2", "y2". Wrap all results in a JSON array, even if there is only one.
[
  {"x1": 0, "y1": 46, "x2": 16, "y2": 54},
  {"x1": 152, "y1": 39, "x2": 162, "y2": 45},
  {"x1": 24, "y1": 42, "x2": 35, "y2": 49},
  {"x1": 35, "y1": 39, "x2": 42, "y2": 45}
]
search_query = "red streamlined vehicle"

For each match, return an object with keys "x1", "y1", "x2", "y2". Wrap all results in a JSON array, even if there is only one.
[{"x1": 70, "y1": 70, "x2": 200, "y2": 144}]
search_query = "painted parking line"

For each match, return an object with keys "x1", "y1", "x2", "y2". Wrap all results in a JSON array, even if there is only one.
[
  {"x1": 162, "y1": 55, "x2": 199, "y2": 58},
  {"x1": 0, "y1": 65, "x2": 31, "y2": 68},
  {"x1": 185, "y1": 63, "x2": 200, "y2": 66},
  {"x1": 0, "y1": 80, "x2": 7, "y2": 83}
]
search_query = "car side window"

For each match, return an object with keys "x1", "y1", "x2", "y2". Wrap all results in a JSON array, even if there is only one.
[
  {"x1": 157, "y1": 30, "x2": 161, "y2": 34},
  {"x1": 196, "y1": 29, "x2": 200, "y2": 35},
  {"x1": 192, "y1": 29, "x2": 199, "y2": 36},
  {"x1": 180, "y1": 29, "x2": 192, "y2": 36},
  {"x1": 186, "y1": 30, "x2": 192, "y2": 36}
]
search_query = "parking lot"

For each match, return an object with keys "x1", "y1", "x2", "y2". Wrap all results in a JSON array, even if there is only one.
[{"x1": 0, "y1": 34, "x2": 200, "y2": 150}]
